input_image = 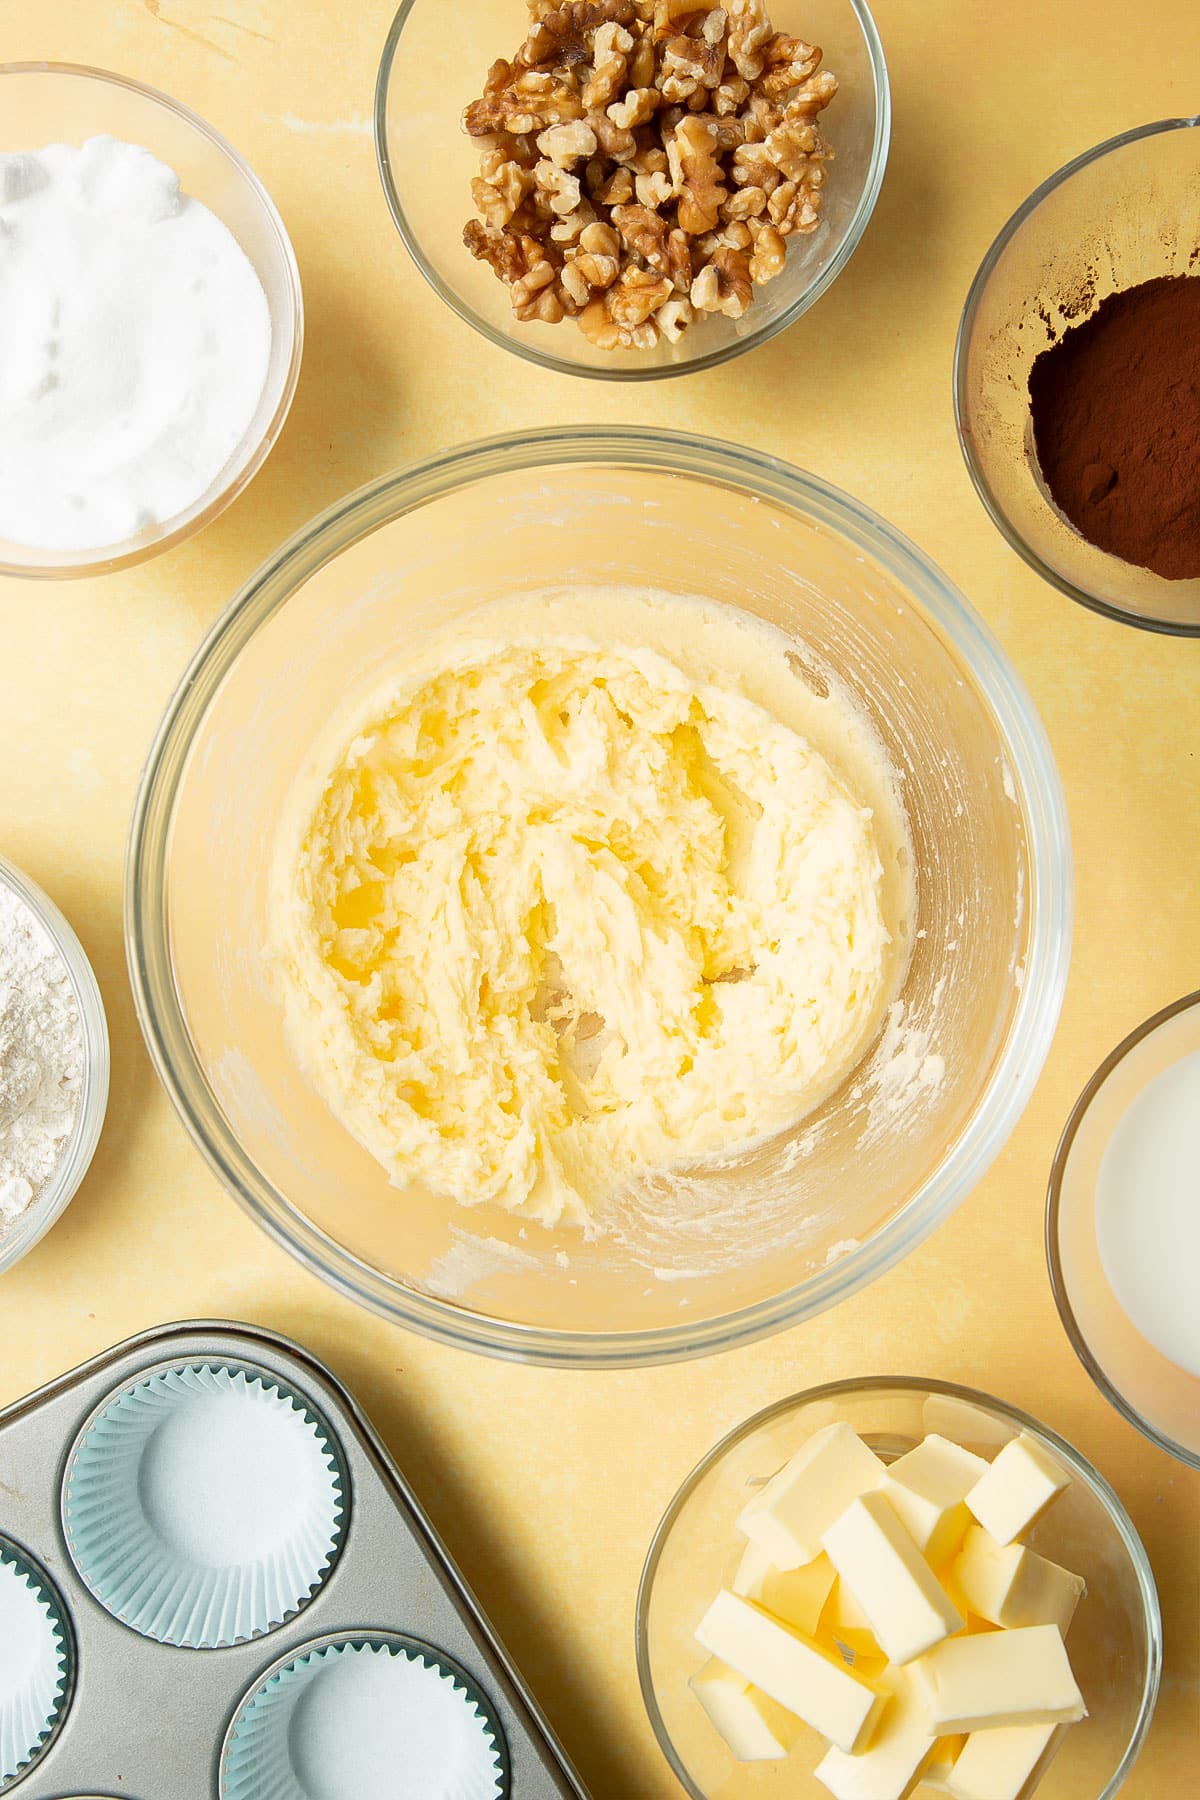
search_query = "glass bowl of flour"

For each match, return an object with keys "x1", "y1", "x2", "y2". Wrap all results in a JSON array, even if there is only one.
[
  {"x1": 0, "y1": 63, "x2": 302, "y2": 578},
  {"x1": 128, "y1": 428, "x2": 1072, "y2": 1366},
  {"x1": 0, "y1": 857, "x2": 109, "y2": 1276}
]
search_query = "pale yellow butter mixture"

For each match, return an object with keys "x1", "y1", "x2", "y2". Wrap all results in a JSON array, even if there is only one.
[{"x1": 270, "y1": 595, "x2": 908, "y2": 1228}]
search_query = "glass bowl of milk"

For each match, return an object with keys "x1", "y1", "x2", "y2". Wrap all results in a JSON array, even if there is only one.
[
  {"x1": 1048, "y1": 990, "x2": 1200, "y2": 1468},
  {"x1": 0, "y1": 63, "x2": 302, "y2": 578}
]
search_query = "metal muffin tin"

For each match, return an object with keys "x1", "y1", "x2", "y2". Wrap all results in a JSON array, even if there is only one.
[{"x1": 0, "y1": 1319, "x2": 591, "y2": 1798}]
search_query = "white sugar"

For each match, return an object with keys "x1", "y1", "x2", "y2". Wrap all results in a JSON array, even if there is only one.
[{"x1": 0, "y1": 136, "x2": 271, "y2": 553}]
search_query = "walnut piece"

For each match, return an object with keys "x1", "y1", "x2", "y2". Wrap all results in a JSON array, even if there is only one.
[
  {"x1": 670, "y1": 116, "x2": 727, "y2": 234},
  {"x1": 463, "y1": 0, "x2": 836, "y2": 349}
]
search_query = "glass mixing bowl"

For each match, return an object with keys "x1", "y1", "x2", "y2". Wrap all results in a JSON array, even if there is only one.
[
  {"x1": 637, "y1": 1378, "x2": 1161, "y2": 1800},
  {"x1": 126, "y1": 428, "x2": 1071, "y2": 1367},
  {"x1": 955, "y1": 117, "x2": 1200, "y2": 635},
  {"x1": 375, "y1": 0, "x2": 889, "y2": 380},
  {"x1": 0, "y1": 62, "x2": 303, "y2": 580}
]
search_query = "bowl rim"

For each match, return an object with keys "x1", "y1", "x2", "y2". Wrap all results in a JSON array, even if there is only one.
[
  {"x1": 953, "y1": 114, "x2": 1200, "y2": 638},
  {"x1": 0, "y1": 855, "x2": 110, "y2": 1276},
  {"x1": 373, "y1": 0, "x2": 892, "y2": 382},
  {"x1": 635, "y1": 1375, "x2": 1162, "y2": 1800},
  {"x1": 0, "y1": 59, "x2": 304, "y2": 581},
  {"x1": 125, "y1": 424, "x2": 1072, "y2": 1368},
  {"x1": 1046, "y1": 988, "x2": 1200, "y2": 1471}
]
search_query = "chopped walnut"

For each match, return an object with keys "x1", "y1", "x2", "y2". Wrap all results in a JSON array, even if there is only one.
[
  {"x1": 651, "y1": 0, "x2": 700, "y2": 39},
  {"x1": 595, "y1": 164, "x2": 636, "y2": 205},
  {"x1": 609, "y1": 264, "x2": 674, "y2": 325},
  {"x1": 613, "y1": 201, "x2": 670, "y2": 272},
  {"x1": 660, "y1": 15, "x2": 727, "y2": 103},
  {"x1": 629, "y1": 31, "x2": 656, "y2": 86},
  {"x1": 748, "y1": 218, "x2": 786, "y2": 282},
  {"x1": 670, "y1": 116, "x2": 727, "y2": 233},
  {"x1": 584, "y1": 20, "x2": 635, "y2": 108},
  {"x1": 550, "y1": 197, "x2": 599, "y2": 242},
  {"x1": 578, "y1": 296, "x2": 658, "y2": 349},
  {"x1": 464, "y1": 62, "x2": 584, "y2": 136},
  {"x1": 589, "y1": 110, "x2": 639, "y2": 163},
  {"x1": 714, "y1": 73, "x2": 751, "y2": 116},
  {"x1": 521, "y1": 1, "x2": 636, "y2": 73},
  {"x1": 537, "y1": 119, "x2": 599, "y2": 165},
  {"x1": 635, "y1": 166, "x2": 674, "y2": 208},
  {"x1": 759, "y1": 32, "x2": 823, "y2": 101},
  {"x1": 534, "y1": 158, "x2": 584, "y2": 216},
  {"x1": 471, "y1": 157, "x2": 536, "y2": 230},
  {"x1": 691, "y1": 244, "x2": 752, "y2": 317},
  {"x1": 722, "y1": 183, "x2": 767, "y2": 221},
  {"x1": 726, "y1": 0, "x2": 773, "y2": 80},
  {"x1": 657, "y1": 294, "x2": 695, "y2": 341},
  {"x1": 608, "y1": 85, "x2": 660, "y2": 129},
  {"x1": 464, "y1": 0, "x2": 836, "y2": 348}
]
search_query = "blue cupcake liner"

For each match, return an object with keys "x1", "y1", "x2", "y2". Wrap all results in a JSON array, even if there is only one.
[
  {"x1": 0, "y1": 1539, "x2": 72, "y2": 1788},
  {"x1": 221, "y1": 1633, "x2": 509, "y2": 1800},
  {"x1": 62, "y1": 1362, "x2": 348, "y2": 1649}
]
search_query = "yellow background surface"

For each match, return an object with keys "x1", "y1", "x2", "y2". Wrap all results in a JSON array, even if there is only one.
[{"x1": 2, "y1": 2, "x2": 1198, "y2": 1794}]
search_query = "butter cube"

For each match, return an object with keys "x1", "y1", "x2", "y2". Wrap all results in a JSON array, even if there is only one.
[
  {"x1": 823, "y1": 1575, "x2": 884, "y2": 1657},
  {"x1": 822, "y1": 1489, "x2": 964, "y2": 1665},
  {"x1": 819, "y1": 1581, "x2": 888, "y2": 1679},
  {"x1": 944, "y1": 1722, "x2": 1063, "y2": 1800},
  {"x1": 733, "y1": 1540, "x2": 837, "y2": 1637},
  {"x1": 695, "y1": 1588, "x2": 887, "y2": 1754},
  {"x1": 920, "y1": 1735, "x2": 966, "y2": 1793},
  {"x1": 913, "y1": 1624, "x2": 1086, "y2": 1734},
  {"x1": 814, "y1": 1668, "x2": 934, "y2": 1800},
  {"x1": 953, "y1": 1525, "x2": 1085, "y2": 1635},
  {"x1": 965, "y1": 1433, "x2": 1069, "y2": 1546},
  {"x1": 882, "y1": 1435, "x2": 989, "y2": 1566},
  {"x1": 689, "y1": 1656, "x2": 804, "y2": 1761},
  {"x1": 738, "y1": 1423, "x2": 886, "y2": 1567}
]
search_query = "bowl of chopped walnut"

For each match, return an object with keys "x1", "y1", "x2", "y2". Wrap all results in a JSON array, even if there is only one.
[{"x1": 375, "y1": 0, "x2": 889, "y2": 377}]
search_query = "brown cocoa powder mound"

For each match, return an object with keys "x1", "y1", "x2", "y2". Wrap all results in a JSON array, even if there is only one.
[{"x1": 1028, "y1": 273, "x2": 1200, "y2": 581}]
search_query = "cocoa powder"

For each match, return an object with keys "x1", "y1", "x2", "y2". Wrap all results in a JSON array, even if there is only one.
[{"x1": 1028, "y1": 274, "x2": 1200, "y2": 581}]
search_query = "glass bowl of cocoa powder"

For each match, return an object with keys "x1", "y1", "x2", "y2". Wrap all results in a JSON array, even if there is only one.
[{"x1": 955, "y1": 117, "x2": 1200, "y2": 636}]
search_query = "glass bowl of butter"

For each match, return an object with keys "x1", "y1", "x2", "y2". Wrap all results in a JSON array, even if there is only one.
[
  {"x1": 638, "y1": 1377, "x2": 1160, "y2": 1800},
  {"x1": 127, "y1": 427, "x2": 1070, "y2": 1366}
]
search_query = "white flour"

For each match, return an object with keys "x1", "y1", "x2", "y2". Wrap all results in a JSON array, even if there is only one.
[
  {"x1": 0, "y1": 136, "x2": 271, "y2": 553},
  {"x1": 0, "y1": 885, "x2": 84, "y2": 1227}
]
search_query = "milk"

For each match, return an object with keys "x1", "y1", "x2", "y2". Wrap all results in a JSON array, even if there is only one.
[{"x1": 1095, "y1": 1047, "x2": 1200, "y2": 1379}]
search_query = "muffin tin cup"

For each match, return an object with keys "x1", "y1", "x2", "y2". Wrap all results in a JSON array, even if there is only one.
[
  {"x1": 0, "y1": 1540, "x2": 72, "y2": 1789},
  {"x1": 0, "y1": 1321, "x2": 586, "y2": 1799},
  {"x1": 62, "y1": 1361, "x2": 348, "y2": 1650},
  {"x1": 222, "y1": 1632, "x2": 509, "y2": 1800}
]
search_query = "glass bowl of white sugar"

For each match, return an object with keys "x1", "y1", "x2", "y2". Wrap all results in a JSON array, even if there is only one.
[
  {"x1": 0, "y1": 856, "x2": 109, "y2": 1275},
  {"x1": 0, "y1": 63, "x2": 302, "y2": 578}
]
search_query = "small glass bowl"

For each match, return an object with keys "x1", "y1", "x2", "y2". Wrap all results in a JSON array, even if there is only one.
[
  {"x1": 955, "y1": 117, "x2": 1200, "y2": 635},
  {"x1": 637, "y1": 1378, "x2": 1161, "y2": 1800},
  {"x1": 375, "y1": 0, "x2": 889, "y2": 380},
  {"x1": 0, "y1": 62, "x2": 303, "y2": 580},
  {"x1": 0, "y1": 856, "x2": 109, "y2": 1276},
  {"x1": 1048, "y1": 991, "x2": 1200, "y2": 1470}
]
